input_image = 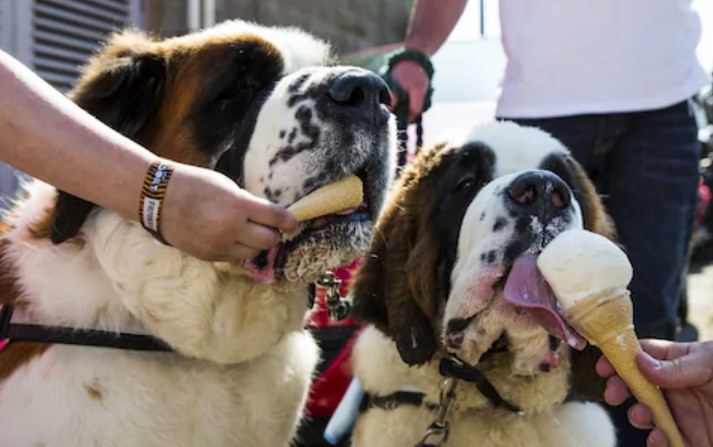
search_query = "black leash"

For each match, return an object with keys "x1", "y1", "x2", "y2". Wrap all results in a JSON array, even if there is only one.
[
  {"x1": 381, "y1": 73, "x2": 426, "y2": 175},
  {"x1": 0, "y1": 304, "x2": 171, "y2": 352},
  {"x1": 0, "y1": 273, "x2": 349, "y2": 353},
  {"x1": 414, "y1": 357, "x2": 520, "y2": 447}
]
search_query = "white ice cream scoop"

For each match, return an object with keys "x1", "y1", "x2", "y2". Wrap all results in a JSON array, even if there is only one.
[{"x1": 536, "y1": 229, "x2": 632, "y2": 309}]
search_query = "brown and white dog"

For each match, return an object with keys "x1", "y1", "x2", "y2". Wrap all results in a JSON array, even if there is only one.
[
  {"x1": 0, "y1": 21, "x2": 394, "y2": 446},
  {"x1": 350, "y1": 122, "x2": 616, "y2": 447}
]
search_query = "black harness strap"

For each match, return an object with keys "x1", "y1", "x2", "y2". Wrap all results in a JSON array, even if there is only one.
[
  {"x1": 362, "y1": 356, "x2": 521, "y2": 416},
  {"x1": 0, "y1": 304, "x2": 171, "y2": 352},
  {"x1": 364, "y1": 391, "x2": 440, "y2": 412},
  {"x1": 368, "y1": 391, "x2": 424, "y2": 409},
  {"x1": 439, "y1": 357, "x2": 522, "y2": 413}
]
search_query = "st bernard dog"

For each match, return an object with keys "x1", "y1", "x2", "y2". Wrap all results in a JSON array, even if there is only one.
[
  {"x1": 350, "y1": 122, "x2": 616, "y2": 447},
  {"x1": 0, "y1": 21, "x2": 394, "y2": 447}
]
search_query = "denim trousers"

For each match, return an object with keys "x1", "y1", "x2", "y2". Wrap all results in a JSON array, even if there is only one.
[{"x1": 505, "y1": 100, "x2": 701, "y2": 446}]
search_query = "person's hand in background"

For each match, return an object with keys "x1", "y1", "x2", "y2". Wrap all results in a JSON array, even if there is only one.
[
  {"x1": 386, "y1": 0, "x2": 467, "y2": 122},
  {"x1": 389, "y1": 59, "x2": 430, "y2": 123},
  {"x1": 597, "y1": 339, "x2": 713, "y2": 447}
]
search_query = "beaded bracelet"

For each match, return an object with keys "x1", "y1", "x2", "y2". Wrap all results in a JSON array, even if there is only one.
[
  {"x1": 382, "y1": 48, "x2": 436, "y2": 113},
  {"x1": 139, "y1": 160, "x2": 174, "y2": 244},
  {"x1": 386, "y1": 48, "x2": 435, "y2": 80}
]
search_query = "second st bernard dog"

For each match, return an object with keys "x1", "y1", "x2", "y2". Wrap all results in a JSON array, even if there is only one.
[{"x1": 350, "y1": 122, "x2": 616, "y2": 447}]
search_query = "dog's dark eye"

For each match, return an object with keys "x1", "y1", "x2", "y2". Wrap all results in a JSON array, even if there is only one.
[
  {"x1": 216, "y1": 87, "x2": 248, "y2": 104},
  {"x1": 453, "y1": 176, "x2": 477, "y2": 193},
  {"x1": 215, "y1": 78, "x2": 259, "y2": 104}
]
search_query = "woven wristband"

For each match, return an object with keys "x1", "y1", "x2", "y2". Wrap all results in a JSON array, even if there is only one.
[
  {"x1": 386, "y1": 48, "x2": 435, "y2": 80},
  {"x1": 139, "y1": 160, "x2": 174, "y2": 245},
  {"x1": 383, "y1": 48, "x2": 435, "y2": 113}
]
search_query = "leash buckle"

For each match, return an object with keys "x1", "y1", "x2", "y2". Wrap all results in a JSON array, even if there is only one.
[
  {"x1": 417, "y1": 421, "x2": 449, "y2": 447},
  {"x1": 415, "y1": 377, "x2": 457, "y2": 447},
  {"x1": 316, "y1": 271, "x2": 351, "y2": 321}
]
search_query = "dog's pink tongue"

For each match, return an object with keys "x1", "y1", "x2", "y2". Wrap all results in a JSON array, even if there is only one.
[
  {"x1": 503, "y1": 255, "x2": 587, "y2": 350},
  {"x1": 242, "y1": 247, "x2": 279, "y2": 284}
]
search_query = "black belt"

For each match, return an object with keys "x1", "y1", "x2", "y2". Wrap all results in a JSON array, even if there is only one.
[{"x1": 0, "y1": 304, "x2": 171, "y2": 352}]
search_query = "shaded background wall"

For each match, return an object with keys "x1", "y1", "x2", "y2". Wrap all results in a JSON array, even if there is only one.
[
  {"x1": 147, "y1": 0, "x2": 412, "y2": 55},
  {"x1": 0, "y1": 0, "x2": 146, "y2": 208},
  {"x1": 0, "y1": 0, "x2": 410, "y2": 208}
]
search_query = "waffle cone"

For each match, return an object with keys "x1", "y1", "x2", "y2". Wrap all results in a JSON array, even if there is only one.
[
  {"x1": 287, "y1": 176, "x2": 364, "y2": 222},
  {"x1": 567, "y1": 292, "x2": 685, "y2": 447}
]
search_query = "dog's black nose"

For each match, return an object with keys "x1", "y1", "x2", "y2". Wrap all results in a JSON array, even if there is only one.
[
  {"x1": 328, "y1": 71, "x2": 390, "y2": 124},
  {"x1": 506, "y1": 171, "x2": 572, "y2": 221}
]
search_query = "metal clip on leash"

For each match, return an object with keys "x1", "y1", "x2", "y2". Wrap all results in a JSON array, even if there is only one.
[
  {"x1": 316, "y1": 271, "x2": 351, "y2": 321},
  {"x1": 415, "y1": 378, "x2": 458, "y2": 447}
]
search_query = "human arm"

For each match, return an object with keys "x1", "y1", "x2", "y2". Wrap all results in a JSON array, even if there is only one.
[
  {"x1": 390, "y1": 0, "x2": 468, "y2": 121},
  {"x1": 597, "y1": 339, "x2": 713, "y2": 447},
  {"x1": 0, "y1": 50, "x2": 296, "y2": 261}
]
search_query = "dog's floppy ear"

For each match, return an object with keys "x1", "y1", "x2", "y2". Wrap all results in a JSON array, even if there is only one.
[
  {"x1": 352, "y1": 208, "x2": 438, "y2": 365},
  {"x1": 352, "y1": 152, "x2": 449, "y2": 366},
  {"x1": 569, "y1": 344, "x2": 606, "y2": 400},
  {"x1": 566, "y1": 155, "x2": 616, "y2": 240},
  {"x1": 51, "y1": 31, "x2": 166, "y2": 244},
  {"x1": 566, "y1": 157, "x2": 615, "y2": 400}
]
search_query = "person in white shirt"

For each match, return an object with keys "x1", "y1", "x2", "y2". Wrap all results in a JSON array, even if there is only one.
[{"x1": 388, "y1": 1, "x2": 709, "y2": 446}]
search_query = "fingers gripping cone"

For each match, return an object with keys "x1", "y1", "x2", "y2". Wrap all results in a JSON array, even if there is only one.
[
  {"x1": 538, "y1": 230, "x2": 685, "y2": 447},
  {"x1": 287, "y1": 176, "x2": 364, "y2": 222},
  {"x1": 567, "y1": 290, "x2": 686, "y2": 447}
]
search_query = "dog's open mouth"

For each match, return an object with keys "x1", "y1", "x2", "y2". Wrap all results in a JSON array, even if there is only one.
[
  {"x1": 300, "y1": 203, "x2": 370, "y2": 231},
  {"x1": 502, "y1": 254, "x2": 586, "y2": 350},
  {"x1": 243, "y1": 203, "x2": 370, "y2": 284}
]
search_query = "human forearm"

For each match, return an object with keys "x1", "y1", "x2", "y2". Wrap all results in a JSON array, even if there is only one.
[
  {"x1": 405, "y1": 0, "x2": 468, "y2": 56},
  {"x1": 0, "y1": 50, "x2": 297, "y2": 262},
  {"x1": 0, "y1": 50, "x2": 150, "y2": 220}
]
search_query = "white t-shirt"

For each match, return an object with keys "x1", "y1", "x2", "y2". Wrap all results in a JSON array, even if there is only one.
[{"x1": 496, "y1": 0, "x2": 710, "y2": 118}]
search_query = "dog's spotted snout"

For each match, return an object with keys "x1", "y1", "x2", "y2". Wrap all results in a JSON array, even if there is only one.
[
  {"x1": 506, "y1": 170, "x2": 572, "y2": 221},
  {"x1": 327, "y1": 70, "x2": 390, "y2": 124}
]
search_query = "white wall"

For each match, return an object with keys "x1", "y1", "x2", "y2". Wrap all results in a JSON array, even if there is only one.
[{"x1": 694, "y1": 0, "x2": 713, "y2": 73}]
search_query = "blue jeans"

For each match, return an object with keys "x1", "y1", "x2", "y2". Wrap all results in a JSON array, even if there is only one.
[{"x1": 505, "y1": 100, "x2": 701, "y2": 447}]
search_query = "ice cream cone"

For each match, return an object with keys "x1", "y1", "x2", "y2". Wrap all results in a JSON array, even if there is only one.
[
  {"x1": 287, "y1": 176, "x2": 364, "y2": 222},
  {"x1": 566, "y1": 290, "x2": 685, "y2": 447}
]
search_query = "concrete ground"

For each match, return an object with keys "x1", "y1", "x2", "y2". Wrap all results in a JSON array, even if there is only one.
[{"x1": 687, "y1": 262, "x2": 713, "y2": 341}]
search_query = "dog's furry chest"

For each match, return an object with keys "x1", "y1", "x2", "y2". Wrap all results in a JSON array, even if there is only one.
[
  {"x1": 353, "y1": 400, "x2": 615, "y2": 447},
  {"x1": 351, "y1": 327, "x2": 616, "y2": 447},
  {"x1": 0, "y1": 330, "x2": 318, "y2": 447},
  {"x1": 0, "y1": 184, "x2": 320, "y2": 446}
]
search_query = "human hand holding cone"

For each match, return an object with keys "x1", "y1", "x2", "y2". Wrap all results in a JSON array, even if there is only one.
[
  {"x1": 287, "y1": 176, "x2": 364, "y2": 222},
  {"x1": 565, "y1": 292, "x2": 685, "y2": 447},
  {"x1": 538, "y1": 230, "x2": 686, "y2": 447}
]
